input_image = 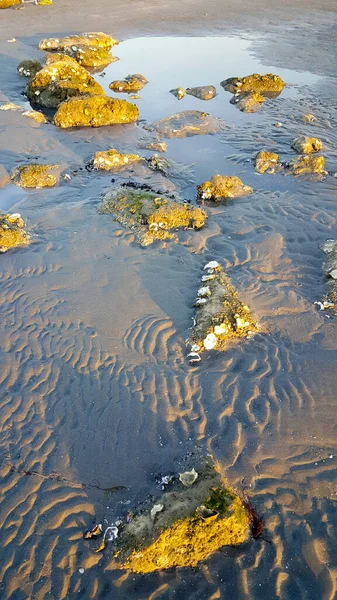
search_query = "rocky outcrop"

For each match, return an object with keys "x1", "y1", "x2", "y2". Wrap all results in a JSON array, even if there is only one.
[{"x1": 54, "y1": 95, "x2": 138, "y2": 128}]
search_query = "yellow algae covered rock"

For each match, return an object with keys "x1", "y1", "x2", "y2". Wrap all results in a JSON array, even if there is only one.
[
  {"x1": 92, "y1": 149, "x2": 142, "y2": 171},
  {"x1": 197, "y1": 175, "x2": 252, "y2": 201},
  {"x1": 221, "y1": 73, "x2": 284, "y2": 96},
  {"x1": 231, "y1": 91, "x2": 266, "y2": 113},
  {"x1": 39, "y1": 32, "x2": 118, "y2": 52},
  {"x1": 44, "y1": 53, "x2": 76, "y2": 66},
  {"x1": 17, "y1": 59, "x2": 43, "y2": 78},
  {"x1": 186, "y1": 86, "x2": 216, "y2": 100},
  {"x1": 142, "y1": 141, "x2": 167, "y2": 153},
  {"x1": 0, "y1": 213, "x2": 29, "y2": 253},
  {"x1": 255, "y1": 151, "x2": 280, "y2": 174},
  {"x1": 288, "y1": 155, "x2": 326, "y2": 176},
  {"x1": 99, "y1": 187, "x2": 207, "y2": 246},
  {"x1": 0, "y1": 0, "x2": 21, "y2": 7},
  {"x1": 11, "y1": 164, "x2": 60, "y2": 188},
  {"x1": 63, "y1": 45, "x2": 118, "y2": 68},
  {"x1": 109, "y1": 74, "x2": 148, "y2": 93},
  {"x1": 145, "y1": 110, "x2": 223, "y2": 138},
  {"x1": 54, "y1": 95, "x2": 138, "y2": 128},
  {"x1": 291, "y1": 136, "x2": 323, "y2": 154},
  {"x1": 188, "y1": 262, "x2": 259, "y2": 355},
  {"x1": 170, "y1": 87, "x2": 185, "y2": 100},
  {"x1": 26, "y1": 60, "x2": 104, "y2": 108}
]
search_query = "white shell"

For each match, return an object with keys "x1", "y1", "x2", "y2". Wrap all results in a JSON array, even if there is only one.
[
  {"x1": 204, "y1": 261, "x2": 220, "y2": 271},
  {"x1": 179, "y1": 468, "x2": 198, "y2": 486},
  {"x1": 198, "y1": 286, "x2": 211, "y2": 297},
  {"x1": 203, "y1": 332, "x2": 217, "y2": 350},
  {"x1": 329, "y1": 269, "x2": 337, "y2": 279},
  {"x1": 187, "y1": 352, "x2": 201, "y2": 363},
  {"x1": 214, "y1": 323, "x2": 229, "y2": 335},
  {"x1": 195, "y1": 298, "x2": 207, "y2": 306},
  {"x1": 201, "y1": 274, "x2": 216, "y2": 281},
  {"x1": 151, "y1": 503, "x2": 164, "y2": 519}
]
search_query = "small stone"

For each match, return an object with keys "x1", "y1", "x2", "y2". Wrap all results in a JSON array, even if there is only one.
[
  {"x1": 255, "y1": 151, "x2": 280, "y2": 174},
  {"x1": 288, "y1": 155, "x2": 326, "y2": 176},
  {"x1": 150, "y1": 503, "x2": 164, "y2": 519},
  {"x1": 109, "y1": 74, "x2": 148, "y2": 93},
  {"x1": 197, "y1": 175, "x2": 253, "y2": 201},
  {"x1": 186, "y1": 85, "x2": 216, "y2": 100},
  {"x1": 329, "y1": 269, "x2": 337, "y2": 279},
  {"x1": 170, "y1": 87, "x2": 185, "y2": 100},
  {"x1": 230, "y1": 91, "x2": 265, "y2": 113},
  {"x1": 203, "y1": 332, "x2": 217, "y2": 350},
  {"x1": 302, "y1": 113, "x2": 316, "y2": 123},
  {"x1": 204, "y1": 261, "x2": 220, "y2": 271},
  {"x1": 79, "y1": 568, "x2": 85, "y2": 574},
  {"x1": 179, "y1": 469, "x2": 198, "y2": 486},
  {"x1": 291, "y1": 136, "x2": 322, "y2": 154}
]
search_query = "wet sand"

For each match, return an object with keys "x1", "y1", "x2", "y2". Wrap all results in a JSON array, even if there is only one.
[{"x1": 1, "y1": 2, "x2": 337, "y2": 600}]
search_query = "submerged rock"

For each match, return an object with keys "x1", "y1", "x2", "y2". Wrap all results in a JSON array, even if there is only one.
[
  {"x1": 44, "y1": 53, "x2": 76, "y2": 66},
  {"x1": 197, "y1": 175, "x2": 253, "y2": 201},
  {"x1": 145, "y1": 110, "x2": 223, "y2": 138},
  {"x1": 0, "y1": 165, "x2": 10, "y2": 188},
  {"x1": 105, "y1": 459, "x2": 249, "y2": 572},
  {"x1": 230, "y1": 91, "x2": 265, "y2": 113},
  {"x1": 221, "y1": 73, "x2": 284, "y2": 96},
  {"x1": 91, "y1": 149, "x2": 142, "y2": 171},
  {"x1": 109, "y1": 74, "x2": 148, "y2": 93},
  {"x1": 170, "y1": 87, "x2": 185, "y2": 100},
  {"x1": 186, "y1": 86, "x2": 216, "y2": 100},
  {"x1": 11, "y1": 164, "x2": 60, "y2": 188},
  {"x1": 63, "y1": 45, "x2": 118, "y2": 68},
  {"x1": 255, "y1": 151, "x2": 280, "y2": 174},
  {"x1": 302, "y1": 113, "x2": 316, "y2": 123},
  {"x1": 322, "y1": 240, "x2": 337, "y2": 313},
  {"x1": 291, "y1": 136, "x2": 323, "y2": 154},
  {"x1": 17, "y1": 59, "x2": 43, "y2": 78},
  {"x1": 147, "y1": 154, "x2": 194, "y2": 183},
  {"x1": 142, "y1": 141, "x2": 167, "y2": 153},
  {"x1": 99, "y1": 187, "x2": 207, "y2": 246},
  {"x1": 188, "y1": 262, "x2": 259, "y2": 353},
  {"x1": 0, "y1": 213, "x2": 29, "y2": 252},
  {"x1": 54, "y1": 95, "x2": 138, "y2": 128},
  {"x1": 0, "y1": 0, "x2": 21, "y2": 7},
  {"x1": 26, "y1": 59, "x2": 104, "y2": 108},
  {"x1": 39, "y1": 32, "x2": 118, "y2": 52},
  {"x1": 288, "y1": 155, "x2": 326, "y2": 176}
]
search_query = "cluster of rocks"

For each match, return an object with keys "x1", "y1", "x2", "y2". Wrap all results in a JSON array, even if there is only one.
[
  {"x1": 221, "y1": 73, "x2": 285, "y2": 113},
  {"x1": 255, "y1": 135, "x2": 326, "y2": 177}
]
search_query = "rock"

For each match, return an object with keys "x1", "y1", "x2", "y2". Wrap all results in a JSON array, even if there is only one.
[
  {"x1": 99, "y1": 187, "x2": 207, "y2": 247},
  {"x1": 142, "y1": 141, "x2": 167, "y2": 153},
  {"x1": 197, "y1": 175, "x2": 253, "y2": 201},
  {"x1": 0, "y1": 213, "x2": 29, "y2": 253},
  {"x1": 145, "y1": 110, "x2": 223, "y2": 138},
  {"x1": 11, "y1": 164, "x2": 60, "y2": 188},
  {"x1": 179, "y1": 469, "x2": 198, "y2": 486},
  {"x1": 255, "y1": 151, "x2": 280, "y2": 174},
  {"x1": 170, "y1": 88, "x2": 185, "y2": 100},
  {"x1": 17, "y1": 59, "x2": 43, "y2": 78},
  {"x1": 0, "y1": 0, "x2": 21, "y2": 7},
  {"x1": 44, "y1": 53, "x2": 75, "y2": 66},
  {"x1": 54, "y1": 95, "x2": 138, "y2": 128},
  {"x1": 150, "y1": 504, "x2": 164, "y2": 520},
  {"x1": 0, "y1": 103, "x2": 22, "y2": 111},
  {"x1": 302, "y1": 113, "x2": 316, "y2": 123},
  {"x1": 0, "y1": 165, "x2": 10, "y2": 188},
  {"x1": 91, "y1": 149, "x2": 142, "y2": 171},
  {"x1": 188, "y1": 263, "x2": 259, "y2": 353},
  {"x1": 186, "y1": 86, "x2": 216, "y2": 100},
  {"x1": 63, "y1": 45, "x2": 118, "y2": 68},
  {"x1": 230, "y1": 91, "x2": 266, "y2": 113},
  {"x1": 288, "y1": 155, "x2": 326, "y2": 176},
  {"x1": 147, "y1": 154, "x2": 194, "y2": 183},
  {"x1": 109, "y1": 74, "x2": 148, "y2": 93},
  {"x1": 106, "y1": 458, "x2": 249, "y2": 573},
  {"x1": 21, "y1": 109, "x2": 47, "y2": 124},
  {"x1": 221, "y1": 73, "x2": 284, "y2": 96},
  {"x1": 39, "y1": 32, "x2": 118, "y2": 52},
  {"x1": 291, "y1": 136, "x2": 323, "y2": 154},
  {"x1": 26, "y1": 59, "x2": 104, "y2": 108},
  {"x1": 322, "y1": 240, "x2": 337, "y2": 312}
]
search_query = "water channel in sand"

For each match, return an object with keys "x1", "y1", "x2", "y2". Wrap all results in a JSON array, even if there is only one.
[{"x1": 0, "y1": 34, "x2": 337, "y2": 599}]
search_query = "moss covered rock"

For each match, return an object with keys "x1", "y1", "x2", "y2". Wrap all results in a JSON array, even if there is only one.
[
  {"x1": 230, "y1": 91, "x2": 266, "y2": 113},
  {"x1": 288, "y1": 155, "x2": 326, "y2": 176},
  {"x1": 322, "y1": 240, "x2": 337, "y2": 313},
  {"x1": 54, "y1": 95, "x2": 138, "y2": 128},
  {"x1": 11, "y1": 164, "x2": 60, "y2": 188},
  {"x1": 109, "y1": 74, "x2": 148, "y2": 93},
  {"x1": 99, "y1": 187, "x2": 207, "y2": 246},
  {"x1": 221, "y1": 73, "x2": 284, "y2": 96},
  {"x1": 255, "y1": 151, "x2": 280, "y2": 174},
  {"x1": 26, "y1": 60, "x2": 104, "y2": 108},
  {"x1": 17, "y1": 59, "x2": 43, "y2": 78},
  {"x1": 145, "y1": 110, "x2": 223, "y2": 138},
  {"x1": 0, "y1": 0, "x2": 21, "y2": 7},
  {"x1": 188, "y1": 262, "x2": 259, "y2": 354},
  {"x1": 91, "y1": 149, "x2": 142, "y2": 171},
  {"x1": 39, "y1": 32, "x2": 118, "y2": 52},
  {"x1": 197, "y1": 175, "x2": 252, "y2": 201},
  {"x1": 0, "y1": 213, "x2": 29, "y2": 252},
  {"x1": 186, "y1": 86, "x2": 216, "y2": 100},
  {"x1": 291, "y1": 136, "x2": 323, "y2": 154}
]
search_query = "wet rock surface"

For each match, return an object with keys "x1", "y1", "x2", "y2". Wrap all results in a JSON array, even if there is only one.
[
  {"x1": 0, "y1": 213, "x2": 29, "y2": 252},
  {"x1": 53, "y1": 95, "x2": 138, "y2": 128},
  {"x1": 186, "y1": 85, "x2": 216, "y2": 100},
  {"x1": 63, "y1": 45, "x2": 118, "y2": 68},
  {"x1": 288, "y1": 154, "x2": 326, "y2": 177},
  {"x1": 291, "y1": 136, "x2": 323, "y2": 154},
  {"x1": 145, "y1": 110, "x2": 223, "y2": 138},
  {"x1": 221, "y1": 73, "x2": 284, "y2": 96},
  {"x1": 17, "y1": 59, "x2": 43, "y2": 78},
  {"x1": 141, "y1": 141, "x2": 167, "y2": 153},
  {"x1": 11, "y1": 164, "x2": 60, "y2": 188},
  {"x1": 255, "y1": 151, "x2": 280, "y2": 174},
  {"x1": 197, "y1": 175, "x2": 253, "y2": 201},
  {"x1": 99, "y1": 186, "x2": 207, "y2": 246},
  {"x1": 91, "y1": 149, "x2": 142, "y2": 171},
  {"x1": 230, "y1": 91, "x2": 266, "y2": 112},
  {"x1": 109, "y1": 74, "x2": 148, "y2": 93},
  {"x1": 322, "y1": 240, "x2": 337, "y2": 313},
  {"x1": 170, "y1": 87, "x2": 185, "y2": 100},
  {"x1": 39, "y1": 32, "x2": 118, "y2": 52}
]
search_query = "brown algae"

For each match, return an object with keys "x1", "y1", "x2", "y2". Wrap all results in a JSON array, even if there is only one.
[
  {"x1": 0, "y1": 213, "x2": 29, "y2": 252},
  {"x1": 291, "y1": 136, "x2": 323, "y2": 154},
  {"x1": 221, "y1": 73, "x2": 284, "y2": 96},
  {"x1": 91, "y1": 149, "x2": 142, "y2": 171},
  {"x1": 197, "y1": 175, "x2": 253, "y2": 201},
  {"x1": 109, "y1": 74, "x2": 148, "y2": 93},
  {"x1": 54, "y1": 95, "x2": 138, "y2": 128},
  {"x1": 11, "y1": 164, "x2": 60, "y2": 188},
  {"x1": 255, "y1": 151, "x2": 280, "y2": 174}
]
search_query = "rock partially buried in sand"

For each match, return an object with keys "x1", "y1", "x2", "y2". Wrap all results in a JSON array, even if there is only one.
[
  {"x1": 288, "y1": 155, "x2": 326, "y2": 177},
  {"x1": 109, "y1": 74, "x2": 148, "y2": 93},
  {"x1": 197, "y1": 175, "x2": 253, "y2": 201},
  {"x1": 0, "y1": 213, "x2": 29, "y2": 252},
  {"x1": 104, "y1": 459, "x2": 249, "y2": 572},
  {"x1": 39, "y1": 32, "x2": 118, "y2": 52},
  {"x1": 255, "y1": 151, "x2": 280, "y2": 174},
  {"x1": 0, "y1": 0, "x2": 21, "y2": 7},
  {"x1": 26, "y1": 59, "x2": 104, "y2": 108},
  {"x1": 63, "y1": 45, "x2": 118, "y2": 68},
  {"x1": 17, "y1": 59, "x2": 43, "y2": 78},
  {"x1": 170, "y1": 87, "x2": 185, "y2": 100},
  {"x1": 188, "y1": 262, "x2": 258, "y2": 353},
  {"x1": 91, "y1": 149, "x2": 142, "y2": 171},
  {"x1": 291, "y1": 136, "x2": 323, "y2": 154},
  {"x1": 186, "y1": 86, "x2": 216, "y2": 100},
  {"x1": 54, "y1": 95, "x2": 138, "y2": 128},
  {"x1": 322, "y1": 240, "x2": 337, "y2": 313},
  {"x1": 11, "y1": 164, "x2": 60, "y2": 188},
  {"x1": 145, "y1": 110, "x2": 223, "y2": 138},
  {"x1": 221, "y1": 73, "x2": 284, "y2": 96},
  {"x1": 99, "y1": 187, "x2": 207, "y2": 246},
  {"x1": 230, "y1": 91, "x2": 266, "y2": 113}
]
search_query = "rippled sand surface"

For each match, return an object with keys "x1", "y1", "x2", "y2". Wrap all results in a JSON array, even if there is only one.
[{"x1": 1, "y1": 35, "x2": 337, "y2": 599}]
